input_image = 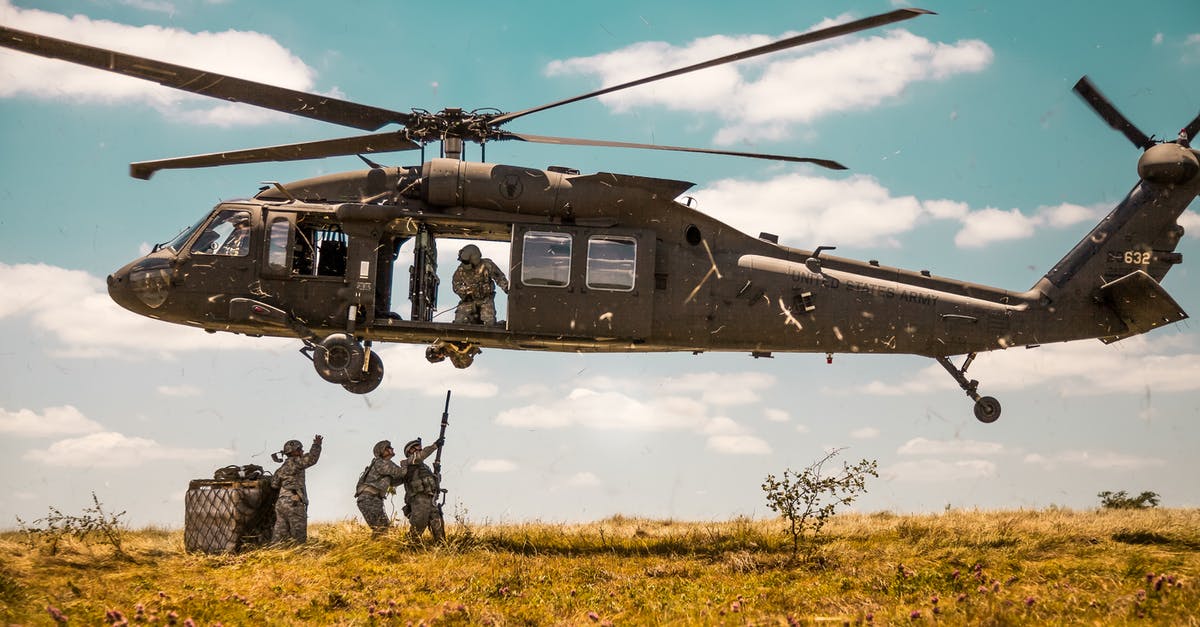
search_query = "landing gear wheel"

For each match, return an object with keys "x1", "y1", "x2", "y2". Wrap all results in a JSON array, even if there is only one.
[
  {"x1": 973, "y1": 396, "x2": 1001, "y2": 424},
  {"x1": 342, "y1": 352, "x2": 384, "y2": 394},
  {"x1": 313, "y1": 333, "x2": 364, "y2": 383}
]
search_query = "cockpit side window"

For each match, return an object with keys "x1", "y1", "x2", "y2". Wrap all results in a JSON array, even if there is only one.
[{"x1": 192, "y1": 209, "x2": 252, "y2": 257}]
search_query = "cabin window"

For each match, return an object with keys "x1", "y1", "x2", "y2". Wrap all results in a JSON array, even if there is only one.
[
  {"x1": 521, "y1": 231, "x2": 572, "y2": 287},
  {"x1": 192, "y1": 209, "x2": 252, "y2": 257},
  {"x1": 266, "y1": 218, "x2": 292, "y2": 274},
  {"x1": 586, "y1": 236, "x2": 636, "y2": 291}
]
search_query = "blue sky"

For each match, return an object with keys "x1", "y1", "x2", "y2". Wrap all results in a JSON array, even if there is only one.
[{"x1": 1, "y1": 0, "x2": 1198, "y2": 527}]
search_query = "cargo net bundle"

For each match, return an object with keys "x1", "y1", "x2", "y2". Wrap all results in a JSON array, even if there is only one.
[{"x1": 184, "y1": 465, "x2": 278, "y2": 554}]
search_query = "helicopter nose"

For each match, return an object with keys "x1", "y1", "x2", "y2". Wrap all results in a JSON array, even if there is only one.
[{"x1": 108, "y1": 258, "x2": 172, "y2": 311}]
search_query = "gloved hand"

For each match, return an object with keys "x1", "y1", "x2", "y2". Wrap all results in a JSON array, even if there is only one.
[{"x1": 435, "y1": 437, "x2": 445, "y2": 448}]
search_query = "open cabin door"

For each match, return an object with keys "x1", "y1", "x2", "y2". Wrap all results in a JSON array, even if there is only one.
[{"x1": 508, "y1": 225, "x2": 655, "y2": 339}]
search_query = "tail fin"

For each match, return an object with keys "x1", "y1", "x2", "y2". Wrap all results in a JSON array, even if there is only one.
[
  {"x1": 1041, "y1": 179, "x2": 1189, "y2": 292},
  {"x1": 1033, "y1": 175, "x2": 1195, "y2": 342}
]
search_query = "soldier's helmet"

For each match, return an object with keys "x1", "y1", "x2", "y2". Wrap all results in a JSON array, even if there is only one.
[
  {"x1": 282, "y1": 439, "x2": 303, "y2": 455},
  {"x1": 373, "y1": 440, "x2": 392, "y2": 457},
  {"x1": 458, "y1": 244, "x2": 481, "y2": 263},
  {"x1": 403, "y1": 438, "x2": 422, "y2": 454}
]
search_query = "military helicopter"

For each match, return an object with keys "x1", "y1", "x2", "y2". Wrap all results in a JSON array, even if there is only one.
[{"x1": 2, "y1": 8, "x2": 1196, "y2": 421}]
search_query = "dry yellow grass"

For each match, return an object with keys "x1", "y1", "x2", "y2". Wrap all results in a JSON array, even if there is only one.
[{"x1": 2, "y1": 509, "x2": 1198, "y2": 625}]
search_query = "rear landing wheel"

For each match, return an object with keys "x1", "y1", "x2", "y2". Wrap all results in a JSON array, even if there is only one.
[
  {"x1": 973, "y1": 396, "x2": 1001, "y2": 423},
  {"x1": 342, "y1": 352, "x2": 384, "y2": 394}
]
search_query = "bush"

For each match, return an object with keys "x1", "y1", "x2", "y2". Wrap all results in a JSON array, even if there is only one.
[
  {"x1": 15, "y1": 492, "x2": 129, "y2": 558},
  {"x1": 1098, "y1": 490, "x2": 1160, "y2": 510},
  {"x1": 762, "y1": 448, "x2": 878, "y2": 558}
]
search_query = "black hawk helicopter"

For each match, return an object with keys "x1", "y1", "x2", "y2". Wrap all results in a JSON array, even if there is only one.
[{"x1": 2, "y1": 8, "x2": 1197, "y2": 421}]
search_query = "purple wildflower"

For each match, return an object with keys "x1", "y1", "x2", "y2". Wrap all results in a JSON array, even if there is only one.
[{"x1": 46, "y1": 606, "x2": 68, "y2": 624}]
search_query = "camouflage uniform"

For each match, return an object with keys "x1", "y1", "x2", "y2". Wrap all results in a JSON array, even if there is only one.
[
  {"x1": 452, "y1": 245, "x2": 509, "y2": 325},
  {"x1": 402, "y1": 441, "x2": 445, "y2": 542},
  {"x1": 270, "y1": 436, "x2": 322, "y2": 544},
  {"x1": 355, "y1": 440, "x2": 406, "y2": 535}
]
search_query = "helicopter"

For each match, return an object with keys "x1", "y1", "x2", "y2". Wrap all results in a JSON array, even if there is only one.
[{"x1": 1, "y1": 8, "x2": 1197, "y2": 422}]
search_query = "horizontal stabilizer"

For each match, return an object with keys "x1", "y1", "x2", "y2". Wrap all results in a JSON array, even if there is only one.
[{"x1": 1097, "y1": 270, "x2": 1188, "y2": 344}]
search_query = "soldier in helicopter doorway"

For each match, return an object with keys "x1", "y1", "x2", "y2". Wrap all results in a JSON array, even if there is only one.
[{"x1": 452, "y1": 244, "x2": 509, "y2": 325}]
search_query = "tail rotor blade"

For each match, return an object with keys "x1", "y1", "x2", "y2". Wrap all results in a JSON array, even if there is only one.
[
  {"x1": 1182, "y1": 111, "x2": 1200, "y2": 145},
  {"x1": 1073, "y1": 76, "x2": 1154, "y2": 149}
]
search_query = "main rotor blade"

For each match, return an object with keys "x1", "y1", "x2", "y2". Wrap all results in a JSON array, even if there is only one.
[
  {"x1": 490, "y1": 8, "x2": 934, "y2": 126},
  {"x1": 501, "y1": 132, "x2": 847, "y2": 170},
  {"x1": 130, "y1": 132, "x2": 420, "y2": 179},
  {"x1": 0, "y1": 25, "x2": 411, "y2": 131},
  {"x1": 1072, "y1": 76, "x2": 1154, "y2": 150}
]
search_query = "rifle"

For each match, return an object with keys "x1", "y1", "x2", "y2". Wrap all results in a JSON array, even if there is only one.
[{"x1": 433, "y1": 390, "x2": 451, "y2": 508}]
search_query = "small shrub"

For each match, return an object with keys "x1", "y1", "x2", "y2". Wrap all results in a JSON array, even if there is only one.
[
  {"x1": 15, "y1": 492, "x2": 130, "y2": 559},
  {"x1": 762, "y1": 448, "x2": 878, "y2": 558},
  {"x1": 1098, "y1": 491, "x2": 1160, "y2": 510}
]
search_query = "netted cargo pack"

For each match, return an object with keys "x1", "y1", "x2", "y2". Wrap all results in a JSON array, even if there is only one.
[{"x1": 184, "y1": 478, "x2": 277, "y2": 553}]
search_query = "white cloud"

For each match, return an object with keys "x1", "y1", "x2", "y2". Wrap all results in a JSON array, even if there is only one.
[
  {"x1": 0, "y1": 405, "x2": 102, "y2": 437},
  {"x1": 695, "y1": 173, "x2": 930, "y2": 248},
  {"x1": 659, "y1": 372, "x2": 776, "y2": 405},
  {"x1": 795, "y1": 424, "x2": 811, "y2": 434},
  {"x1": 494, "y1": 380, "x2": 772, "y2": 454},
  {"x1": 954, "y1": 207, "x2": 1040, "y2": 248},
  {"x1": 897, "y1": 437, "x2": 1005, "y2": 456},
  {"x1": 471, "y1": 459, "x2": 517, "y2": 473},
  {"x1": 1152, "y1": 32, "x2": 1163, "y2": 45},
  {"x1": 1023, "y1": 450, "x2": 1166, "y2": 471},
  {"x1": 0, "y1": 1, "x2": 318, "y2": 126},
  {"x1": 884, "y1": 458, "x2": 996, "y2": 482},
  {"x1": 706, "y1": 434, "x2": 772, "y2": 455},
  {"x1": 1184, "y1": 34, "x2": 1200, "y2": 63},
  {"x1": 546, "y1": 20, "x2": 991, "y2": 144},
  {"x1": 24, "y1": 431, "x2": 232, "y2": 467},
  {"x1": 850, "y1": 427, "x2": 880, "y2": 439},
  {"x1": 564, "y1": 471, "x2": 601, "y2": 487},
  {"x1": 694, "y1": 174, "x2": 1111, "y2": 250},
  {"x1": 496, "y1": 387, "x2": 708, "y2": 431},
  {"x1": 0, "y1": 263, "x2": 289, "y2": 359},
  {"x1": 764, "y1": 408, "x2": 790, "y2": 422},
  {"x1": 157, "y1": 384, "x2": 202, "y2": 397},
  {"x1": 1179, "y1": 210, "x2": 1200, "y2": 238}
]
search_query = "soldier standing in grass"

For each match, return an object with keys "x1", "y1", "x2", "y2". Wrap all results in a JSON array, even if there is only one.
[
  {"x1": 452, "y1": 244, "x2": 509, "y2": 325},
  {"x1": 401, "y1": 437, "x2": 446, "y2": 542},
  {"x1": 270, "y1": 434, "x2": 322, "y2": 544},
  {"x1": 355, "y1": 440, "x2": 407, "y2": 536}
]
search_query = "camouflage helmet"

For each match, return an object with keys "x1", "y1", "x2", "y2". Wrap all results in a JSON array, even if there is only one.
[
  {"x1": 403, "y1": 438, "x2": 422, "y2": 454},
  {"x1": 458, "y1": 244, "x2": 481, "y2": 263},
  {"x1": 373, "y1": 440, "x2": 392, "y2": 457},
  {"x1": 282, "y1": 439, "x2": 303, "y2": 455}
]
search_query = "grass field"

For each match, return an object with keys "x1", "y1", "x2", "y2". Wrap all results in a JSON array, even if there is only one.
[{"x1": 2, "y1": 509, "x2": 1198, "y2": 625}]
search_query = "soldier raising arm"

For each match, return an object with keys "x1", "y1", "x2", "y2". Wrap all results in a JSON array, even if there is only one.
[
  {"x1": 400, "y1": 437, "x2": 446, "y2": 542},
  {"x1": 270, "y1": 434, "x2": 322, "y2": 544}
]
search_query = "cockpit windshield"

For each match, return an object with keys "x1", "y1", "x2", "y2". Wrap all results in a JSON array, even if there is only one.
[{"x1": 161, "y1": 215, "x2": 209, "y2": 253}]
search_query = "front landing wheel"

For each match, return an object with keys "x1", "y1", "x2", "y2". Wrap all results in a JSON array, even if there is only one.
[{"x1": 973, "y1": 396, "x2": 1001, "y2": 423}]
